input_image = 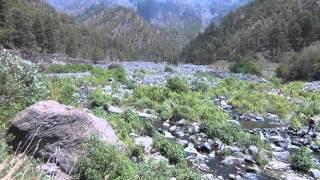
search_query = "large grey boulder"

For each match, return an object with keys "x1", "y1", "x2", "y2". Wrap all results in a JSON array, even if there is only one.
[{"x1": 8, "y1": 100, "x2": 123, "y2": 173}]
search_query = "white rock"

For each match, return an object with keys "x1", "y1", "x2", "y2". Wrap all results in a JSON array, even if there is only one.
[{"x1": 108, "y1": 106, "x2": 123, "y2": 114}]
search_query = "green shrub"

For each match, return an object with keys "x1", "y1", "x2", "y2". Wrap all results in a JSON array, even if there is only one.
[
  {"x1": 88, "y1": 88, "x2": 112, "y2": 108},
  {"x1": 276, "y1": 65, "x2": 289, "y2": 79},
  {"x1": 78, "y1": 137, "x2": 138, "y2": 180},
  {"x1": 138, "y1": 160, "x2": 200, "y2": 180},
  {"x1": 159, "y1": 100, "x2": 174, "y2": 120},
  {"x1": 0, "y1": 51, "x2": 47, "y2": 125},
  {"x1": 166, "y1": 77, "x2": 190, "y2": 93},
  {"x1": 130, "y1": 145, "x2": 144, "y2": 162},
  {"x1": 134, "y1": 97, "x2": 154, "y2": 110},
  {"x1": 86, "y1": 67, "x2": 127, "y2": 86},
  {"x1": 193, "y1": 81, "x2": 209, "y2": 92},
  {"x1": 108, "y1": 63, "x2": 124, "y2": 70},
  {"x1": 164, "y1": 66, "x2": 174, "y2": 73},
  {"x1": 201, "y1": 121, "x2": 244, "y2": 145},
  {"x1": 44, "y1": 64, "x2": 93, "y2": 73},
  {"x1": 154, "y1": 134, "x2": 186, "y2": 165},
  {"x1": 229, "y1": 59, "x2": 261, "y2": 75},
  {"x1": 47, "y1": 78, "x2": 80, "y2": 107},
  {"x1": 290, "y1": 146, "x2": 314, "y2": 172}
]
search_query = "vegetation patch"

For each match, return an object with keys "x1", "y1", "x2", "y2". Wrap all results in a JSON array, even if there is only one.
[
  {"x1": 43, "y1": 64, "x2": 94, "y2": 73},
  {"x1": 290, "y1": 146, "x2": 314, "y2": 172}
]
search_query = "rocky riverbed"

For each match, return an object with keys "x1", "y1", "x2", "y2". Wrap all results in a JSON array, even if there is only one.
[{"x1": 54, "y1": 61, "x2": 320, "y2": 179}]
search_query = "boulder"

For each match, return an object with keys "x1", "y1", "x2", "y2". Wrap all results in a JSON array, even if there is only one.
[
  {"x1": 272, "y1": 151, "x2": 290, "y2": 162},
  {"x1": 108, "y1": 106, "x2": 124, "y2": 114},
  {"x1": 221, "y1": 156, "x2": 244, "y2": 166},
  {"x1": 134, "y1": 136, "x2": 153, "y2": 154},
  {"x1": 8, "y1": 101, "x2": 123, "y2": 173}
]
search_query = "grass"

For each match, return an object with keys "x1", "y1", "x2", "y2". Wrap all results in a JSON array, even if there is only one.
[{"x1": 42, "y1": 64, "x2": 94, "y2": 74}]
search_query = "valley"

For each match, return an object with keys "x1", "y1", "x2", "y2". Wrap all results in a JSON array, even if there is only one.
[{"x1": 1, "y1": 0, "x2": 320, "y2": 179}]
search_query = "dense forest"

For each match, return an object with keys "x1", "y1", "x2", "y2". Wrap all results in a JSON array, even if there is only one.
[
  {"x1": 181, "y1": 0, "x2": 320, "y2": 65},
  {"x1": 0, "y1": 0, "x2": 181, "y2": 62}
]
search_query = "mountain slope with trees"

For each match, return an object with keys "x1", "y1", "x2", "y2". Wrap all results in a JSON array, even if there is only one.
[
  {"x1": 181, "y1": 0, "x2": 320, "y2": 64},
  {"x1": 0, "y1": 0, "x2": 182, "y2": 62}
]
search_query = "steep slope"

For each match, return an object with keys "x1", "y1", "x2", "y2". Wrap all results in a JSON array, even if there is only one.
[
  {"x1": 78, "y1": 6, "x2": 183, "y2": 61},
  {"x1": 181, "y1": 0, "x2": 320, "y2": 64},
  {"x1": 47, "y1": 0, "x2": 251, "y2": 40},
  {"x1": 0, "y1": 0, "x2": 182, "y2": 62}
]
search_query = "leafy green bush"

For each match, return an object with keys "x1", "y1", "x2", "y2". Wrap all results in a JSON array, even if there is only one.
[
  {"x1": 46, "y1": 78, "x2": 80, "y2": 107},
  {"x1": 130, "y1": 145, "x2": 144, "y2": 162},
  {"x1": 78, "y1": 137, "x2": 138, "y2": 180},
  {"x1": 166, "y1": 77, "x2": 190, "y2": 93},
  {"x1": 290, "y1": 146, "x2": 314, "y2": 172},
  {"x1": 229, "y1": 59, "x2": 261, "y2": 75},
  {"x1": 276, "y1": 65, "x2": 289, "y2": 79},
  {"x1": 86, "y1": 67, "x2": 127, "y2": 86},
  {"x1": 154, "y1": 134, "x2": 186, "y2": 165},
  {"x1": 44, "y1": 64, "x2": 94, "y2": 73},
  {"x1": 159, "y1": 100, "x2": 174, "y2": 120},
  {"x1": 134, "y1": 97, "x2": 154, "y2": 110},
  {"x1": 88, "y1": 88, "x2": 112, "y2": 108},
  {"x1": 0, "y1": 51, "x2": 47, "y2": 125},
  {"x1": 201, "y1": 121, "x2": 256, "y2": 146}
]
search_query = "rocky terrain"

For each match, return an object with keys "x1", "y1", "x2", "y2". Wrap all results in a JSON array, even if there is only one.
[{"x1": 2, "y1": 55, "x2": 320, "y2": 179}]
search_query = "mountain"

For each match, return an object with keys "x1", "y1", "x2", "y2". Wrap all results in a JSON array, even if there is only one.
[
  {"x1": 77, "y1": 6, "x2": 183, "y2": 61},
  {"x1": 47, "y1": 0, "x2": 251, "y2": 40},
  {"x1": 181, "y1": 0, "x2": 320, "y2": 64},
  {"x1": 0, "y1": 0, "x2": 181, "y2": 62}
]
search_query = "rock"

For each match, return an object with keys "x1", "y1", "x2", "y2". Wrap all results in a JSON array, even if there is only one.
[
  {"x1": 229, "y1": 174, "x2": 236, "y2": 180},
  {"x1": 150, "y1": 152, "x2": 169, "y2": 163},
  {"x1": 131, "y1": 156, "x2": 138, "y2": 163},
  {"x1": 271, "y1": 143, "x2": 284, "y2": 152},
  {"x1": 108, "y1": 106, "x2": 124, "y2": 114},
  {"x1": 244, "y1": 155, "x2": 256, "y2": 164},
  {"x1": 245, "y1": 166, "x2": 259, "y2": 173},
  {"x1": 164, "y1": 131, "x2": 175, "y2": 139},
  {"x1": 104, "y1": 85, "x2": 113, "y2": 94},
  {"x1": 138, "y1": 112, "x2": 157, "y2": 119},
  {"x1": 248, "y1": 145, "x2": 259, "y2": 155},
  {"x1": 267, "y1": 160, "x2": 290, "y2": 170},
  {"x1": 177, "y1": 119, "x2": 187, "y2": 126},
  {"x1": 184, "y1": 145, "x2": 199, "y2": 157},
  {"x1": 272, "y1": 151, "x2": 290, "y2": 162},
  {"x1": 172, "y1": 130, "x2": 185, "y2": 138},
  {"x1": 228, "y1": 146, "x2": 241, "y2": 153},
  {"x1": 163, "y1": 122, "x2": 170, "y2": 129},
  {"x1": 200, "y1": 142, "x2": 212, "y2": 153},
  {"x1": 310, "y1": 169, "x2": 320, "y2": 179},
  {"x1": 8, "y1": 101, "x2": 123, "y2": 173},
  {"x1": 221, "y1": 156, "x2": 244, "y2": 166},
  {"x1": 38, "y1": 163, "x2": 70, "y2": 180},
  {"x1": 178, "y1": 139, "x2": 189, "y2": 148},
  {"x1": 169, "y1": 126, "x2": 177, "y2": 132},
  {"x1": 134, "y1": 136, "x2": 153, "y2": 154}
]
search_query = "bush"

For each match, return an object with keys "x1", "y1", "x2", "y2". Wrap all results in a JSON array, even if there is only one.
[
  {"x1": 47, "y1": 78, "x2": 80, "y2": 107},
  {"x1": 192, "y1": 81, "x2": 209, "y2": 92},
  {"x1": 290, "y1": 146, "x2": 314, "y2": 172},
  {"x1": 229, "y1": 59, "x2": 261, "y2": 75},
  {"x1": 154, "y1": 134, "x2": 186, "y2": 165},
  {"x1": 164, "y1": 66, "x2": 174, "y2": 73},
  {"x1": 108, "y1": 63, "x2": 124, "y2": 70},
  {"x1": 276, "y1": 65, "x2": 289, "y2": 79},
  {"x1": 201, "y1": 121, "x2": 256, "y2": 146},
  {"x1": 281, "y1": 43, "x2": 320, "y2": 81},
  {"x1": 44, "y1": 64, "x2": 93, "y2": 73},
  {"x1": 166, "y1": 77, "x2": 190, "y2": 93},
  {"x1": 88, "y1": 88, "x2": 112, "y2": 108},
  {"x1": 78, "y1": 137, "x2": 138, "y2": 180},
  {"x1": 0, "y1": 50, "x2": 47, "y2": 125},
  {"x1": 159, "y1": 100, "x2": 174, "y2": 120}
]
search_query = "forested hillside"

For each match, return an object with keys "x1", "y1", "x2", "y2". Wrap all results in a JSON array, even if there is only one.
[
  {"x1": 77, "y1": 6, "x2": 183, "y2": 61},
  {"x1": 0, "y1": 0, "x2": 181, "y2": 62},
  {"x1": 181, "y1": 0, "x2": 320, "y2": 64}
]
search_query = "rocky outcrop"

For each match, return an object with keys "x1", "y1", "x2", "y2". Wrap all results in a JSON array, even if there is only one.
[{"x1": 8, "y1": 100, "x2": 123, "y2": 173}]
